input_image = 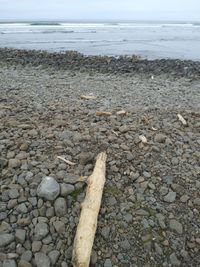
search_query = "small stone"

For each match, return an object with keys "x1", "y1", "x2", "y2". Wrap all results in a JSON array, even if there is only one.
[
  {"x1": 78, "y1": 152, "x2": 94, "y2": 165},
  {"x1": 32, "y1": 241, "x2": 42, "y2": 252},
  {"x1": 154, "y1": 243, "x2": 163, "y2": 255},
  {"x1": 16, "y1": 203, "x2": 28, "y2": 214},
  {"x1": 124, "y1": 213, "x2": 133, "y2": 223},
  {"x1": 0, "y1": 212, "x2": 7, "y2": 220},
  {"x1": 180, "y1": 195, "x2": 190, "y2": 203},
  {"x1": 53, "y1": 221, "x2": 65, "y2": 234},
  {"x1": 60, "y1": 183, "x2": 75, "y2": 197},
  {"x1": 163, "y1": 175, "x2": 174, "y2": 185},
  {"x1": 163, "y1": 191, "x2": 176, "y2": 203},
  {"x1": 46, "y1": 207, "x2": 54, "y2": 218},
  {"x1": 160, "y1": 186, "x2": 168, "y2": 196},
  {"x1": 194, "y1": 198, "x2": 200, "y2": 205},
  {"x1": 0, "y1": 234, "x2": 14, "y2": 247},
  {"x1": 2, "y1": 260, "x2": 17, "y2": 267},
  {"x1": 101, "y1": 226, "x2": 110, "y2": 239},
  {"x1": 143, "y1": 171, "x2": 151, "y2": 178},
  {"x1": 169, "y1": 219, "x2": 183, "y2": 234},
  {"x1": 18, "y1": 260, "x2": 32, "y2": 267},
  {"x1": 54, "y1": 197, "x2": 67, "y2": 217},
  {"x1": 0, "y1": 158, "x2": 8, "y2": 169},
  {"x1": 169, "y1": 252, "x2": 181, "y2": 266},
  {"x1": 8, "y1": 189, "x2": 19, "y2": 199},
  {"x1": 156, "y1": 213, "x2": 166, "y2": 229},
  {"x1": 37, "y1": 176, "x2": 60, "y2": 201},
  {"x1": 15, "y1": 229, "x2": 26, "y2": 244},
  {"x1": 17, "y1": 217, "x2": 31, "y2": 226},
  {"x1": 20, "y1": 143, "x2": 29, "y2": 151},
  {"x1": 104, "y1": 259, "x2": 112, "y2": 267},
  {"x1": 154, "y1": 134, "x2": 167, "y2": 143},
  {"x1": 8, "y1": 159, "x2": 21, "y2": 168},
  {"x1": 48, "y1": 250, "x2": 60, "y2": 265},
  {"x1": 34, "y1": 222, "x2": 49, "y2": 240},
  {"x1": 21, "y1": 250, "x2": 32, "y2": 262},
  {"x1": 35, "y1": 253, "x2": 50, "y2": 267},
  {"x1": 120, "y1": 240, "x2": 131, "y2": 250}
]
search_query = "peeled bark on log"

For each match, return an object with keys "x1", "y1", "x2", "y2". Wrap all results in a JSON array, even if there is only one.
[{"x1": 72, "y1": 152, "x2": 107, "y2": 267}]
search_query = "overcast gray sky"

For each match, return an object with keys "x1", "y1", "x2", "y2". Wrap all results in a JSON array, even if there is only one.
[{"x1": 0, "y1": 0, "x2": 200, "y2": 21}]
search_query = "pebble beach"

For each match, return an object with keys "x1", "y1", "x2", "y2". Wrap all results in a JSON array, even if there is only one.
[{"x1": 0, "y1": 48, "x2": 200, "y2": 267}]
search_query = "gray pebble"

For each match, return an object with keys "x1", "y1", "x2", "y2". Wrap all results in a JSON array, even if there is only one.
[
  {"x1": 32, "y1": 241, "x2": 42, "y2": 252},
  {"x1": 48, "y1": 250, "x2": 60, "y2": 265},
  {"x1": 54, "y1": 197, "x2": 67, "y2": 217},
  {"x1": 3, "y1": 260, "x2": 17, "y2": 267},
  {"x1": 15, "y1": 229, "x2": 26, "y2": 244},
  {"x1": 101, "y1": 226, "x2": 110, "y2": 239},
  {"x1": 8, "y1": 159, "x2": 21, "y2": 168},
  {"x1": 104, "y1": 259, "x2": 112, "y2": 267},
  {"x1": 16, "y1": 203, "x2": 28, "y2": 214},
  {"x1": 37, "y1": 176, "x2": 60, "y2": 201},
  {"x1": 35, "y1": 252, "x2": 50, "y2": 267},
  {"x1": 21, "y1": 250, "x2": 32, "y2": 262},
  {"x1": 9, "y1": 189, "x2": 19, "y2": 199},
  {"x1": 169, "y1": 252, "x2": 181, "y2": 266},
  {"x1": 18, "y1": 260, "x2": 32, "y2": 267},
  {"x1": 0, "y1": 234, "x2": 14, "y2": 247},
  {"x1": 60, "y1": 183, "x2": 75, "y2": 197},
  {"x1": 169, "y1": 219, "x2": 183, "y2": 234},
  {"x1": 163, "y1": 191, "x2": 176, "y2": 203},
  {"x1": 34, "y1": 222, "x2": 49, "y2": 240},
  {"x1": 154, "y1": 134, "x2": 167, "y2": 143},
  {"x1": 53, "y1": 221, "x2": 65, "y2": 234}
]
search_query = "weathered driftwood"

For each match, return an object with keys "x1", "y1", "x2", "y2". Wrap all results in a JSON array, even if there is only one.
[{"x1": 72, "y1": 152, "x2": 107, "y2": 267}]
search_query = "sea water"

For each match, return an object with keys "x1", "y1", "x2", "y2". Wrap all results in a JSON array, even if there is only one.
[{"x1": 0, "y1": 20, "x2": 200, "y2": 60}]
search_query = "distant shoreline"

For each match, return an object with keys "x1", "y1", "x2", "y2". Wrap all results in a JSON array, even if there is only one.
[{"x1": 0, "y1": 48, "x2": 200, "y2": 77}]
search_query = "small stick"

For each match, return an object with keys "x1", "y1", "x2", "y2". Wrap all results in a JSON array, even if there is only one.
[
  {"x1": 116, "y1": 110, "x2": 127, "y2": 115},
  {"x1": 96, "y1": 111, "x2": 112, "y2": 116},
  {"x1": 80, "y1": 95, "x2": 96, "y2": 100},
  {"x1": 72, "y1": 152, "x2": 107, "y2": 267},
  {"x1": 177, "y1": 113, "x2": 187, "y2": 126},
  {"x1": 57, "y1": 156, "x2": 76, "y2": 166}
]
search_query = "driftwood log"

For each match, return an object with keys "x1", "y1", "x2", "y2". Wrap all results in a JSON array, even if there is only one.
[{"x1": 72, "y1": 152, "x2": 107, "y2": 267}]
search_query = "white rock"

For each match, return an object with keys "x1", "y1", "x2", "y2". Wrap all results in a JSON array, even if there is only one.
[{"x1": 37, "y1": 177, "x2": 60, "y2": 201}]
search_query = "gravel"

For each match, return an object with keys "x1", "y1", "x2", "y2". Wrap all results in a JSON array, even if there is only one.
[{"x1": 0, "y1": 51, "x2": 200, "y2": 266}]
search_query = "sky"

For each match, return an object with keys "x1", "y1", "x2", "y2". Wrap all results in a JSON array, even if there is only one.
[{"x1": 0, "y1": 0, "x2": 200, "y2": 21}]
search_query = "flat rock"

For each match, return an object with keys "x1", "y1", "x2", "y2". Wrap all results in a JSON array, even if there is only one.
[
  {"x1": 78, "y1": 152, "x2": 94, "y2": 165},
  {"x1": 35, "y1": 253, "x2": 50, "y2": 267},
  {"x1": 15, "y1": 229, "x2": 26, "y2": 244},
  {"x1": 169, "y1": 219, "x2": 183, "y2": 234},
  {"x1": 60, "y1": 183, "x2": 75, "y2": 196},
  {"x1": 154, "y1": 134, "x2": 167, "y2": 143},
  {"x1": 8, "y1": 189, "x2": 20, "y2": 199},
  {"x1": 54, "y1": 197, "x2": 67, "y2": 217},
  {"x1": 37, "y1": 176, "x2": 60, "y2": 201},
  {"x1": 34, "y1": 222, "x2": 49, "y2": 240},
  {"x1": 53, "y1": 221, "x2": 65, "y2": 234},
  {"x1": 48, "y1": 250, "x2": 60, "y2": 265},
  {"x1": 2, "y1": 260, "x2": 17, "y2": 267},
  {"x1": 163, "y1": 191, "x2": 176, "y2": 203},
  {"x1": 170, "y1": 252, "x2": 181, "y2": 266},
  {"x1": 0, "y1": 233, "x2": 14, "y2": 247},
  {"x1": 8, "y1": 158, "x2": 21, "y2": 168},
  {"x1": 18, "y1": 260, "x2": 32, "y2": 267}
]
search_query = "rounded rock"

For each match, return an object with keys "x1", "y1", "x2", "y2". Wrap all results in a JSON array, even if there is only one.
[{"x1": 37, "y1": 177, "x2": 60, "y2": 201}]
